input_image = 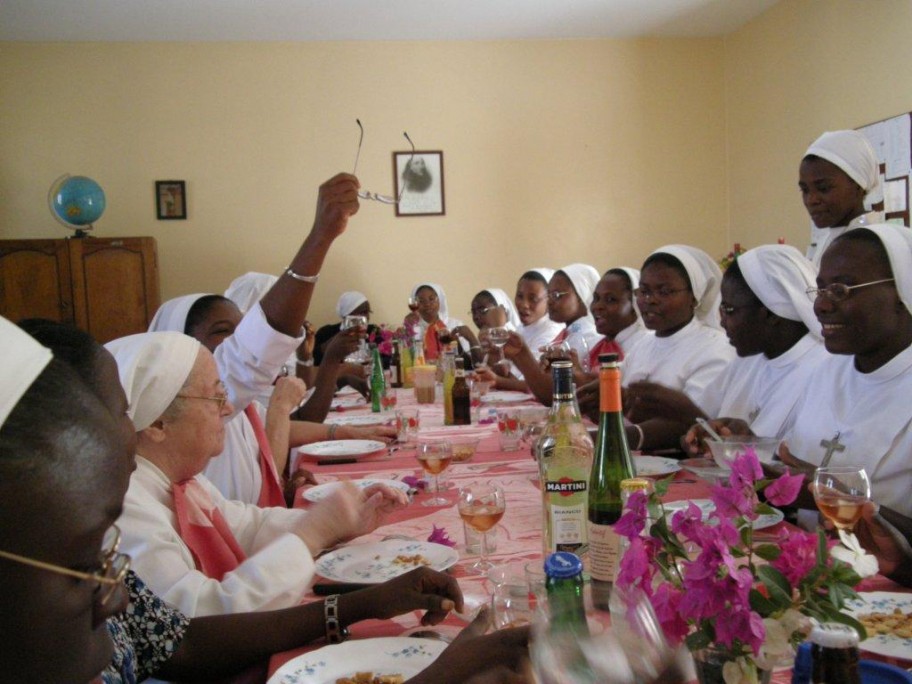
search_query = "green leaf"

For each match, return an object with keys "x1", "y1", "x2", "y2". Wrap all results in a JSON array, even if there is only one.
[
  {"x1": 654, "y1": 478, "x2": 671, "y2": 497},
  {"x1": 753, "y1": 544, "x2": 782, "y2": 561},
  {"x1": 749, "y1": 588, "x2": 779, "y2": 616},
  {"x1": 755, "y1": 502, "x2": 775, "y2": 515},
  {"x1": 757, "y1": 565, "x2": 792, "y2": 605},
  {"x1": 686, "y1": 630, "x2": 712, "y2": 651}
]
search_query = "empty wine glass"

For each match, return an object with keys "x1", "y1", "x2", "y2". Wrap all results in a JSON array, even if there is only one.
[
  {"x1": 341, "y1": 314, "x2": 369, "y2": 363},
  {"x1": 813, "y1": 465, "x2": 871, "y2": 531},
  {"x1": 416, "y1": 440, "x2": 453, "y2": 506},
  {"x1": 458, "y1": 482, "x2": 505, "y2": 574}
]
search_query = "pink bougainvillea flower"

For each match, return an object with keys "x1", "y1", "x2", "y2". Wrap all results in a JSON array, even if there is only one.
[
  {"x1": 712, "y1": 482, "x2": 759, "y2": 521},
  {"x1": 651, "y1": 582, "x2": 689, "y2": 645},
  {"x1": 616, "y1": 490, "x2": 649, "y2": 539},
  {"x1": 728, "y1": 448, "x2": 763, "y2": 489},
  {"x1": 714, "y1": 606, "x2": 766, "y2": 654},
  {"x1": 427, "y1": 524, "x2": 457, "y2": 547},
  {"x1": 617, "y1": 536, "x2": 656, "y2": 594},
  {"x1": 764, "y1": 469, "x2": 804, "y2": 507},
  {"x1": 770, "y1": 530, "x2": 817, "y2": 587}
]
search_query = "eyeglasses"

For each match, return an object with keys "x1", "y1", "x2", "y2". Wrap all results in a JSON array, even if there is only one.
[
  {"x1": 353, "y1": 119, "x2": 415, "y2": 204},
  {"x1": 806, "y1": 278, "x2": 895, "y2": 303},
  {"x1": 176, "y1": 392, "x2": 229, "y2": 411},
  {"x1": 470, "y1": 305, "x2": 497, "y2": 317},
  {"x1": 719, "y1": 302, "x2": 762, "y2": 316},
  {"x1": 0, "y1": 525, "x2": 130, "y2": 606},
  {"x1": 547, "y1": 291, "x2": 571, "y2": 302},
  {"x1": 634, "y1": 287, "x2": 690, "y2": 302}
]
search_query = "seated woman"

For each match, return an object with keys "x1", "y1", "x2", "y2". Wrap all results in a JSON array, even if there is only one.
[
  {"x1": 106, "y1": 331, "x2": 407, "y2": 616},
  {"x1": 544, "y1": 263, "x2": 602, "y2": 370},
  {"x1": 313, "y1": 290, "x2": 382, "y2": 366},
  {"x1": 470, "y1": 287, "x2": 522, "y2": 374},
  {"x1": 150, "y1": 293, "x2": 393, "y2": 506},
  {"x1": 679, "y1": 244, "x2": 829, "y2": 453},
  {"x1": 620, "y1": 245, "x2": 735, "y2": 450},
  {"x1": 514, "y1": 268, "x2": 564, "y2": 360},
  {"x1": 406, "y1": 282, "x2": 478, "y2": 361},
  {"x1": 801, "y1": 129, "x2": 883, "y2": 266},
  {"x1": 770, "y1": 225, "x2": 912, "y2": 525}
]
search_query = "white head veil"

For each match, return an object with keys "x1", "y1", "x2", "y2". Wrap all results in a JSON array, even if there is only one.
[
  {"x1": 557, "y1": 263, "x2": 600, "y2": 326},
  {"x1": 805, "y1": 130, "x2": 883, "y2": 209},
  {"x1": 842, "y1": 223, "x2": 912, "y2": 316},
  {"x1": 149, "y1": 294, "x2": 209, "y2": 333},
  {"x1": 526, "y1": 268, "x2": 555, "y2": 284},
  {"x1": 0, "y1": 316, "x2": 53, "y2": 429},
  {"x1": 651, "y1": 245, "x2": 723, "y2": 329},
  {"x1": 737, "y1": 245, "x2": 821, "y2": 339},
  {"x1": 607, "y1": 267, "x2": 642, "y2": 318},
  {"x1": 105, "y1": 332, "x2": 202, "y2": 432},
  {"x1": 224, "y1": 272, "x2": 277, "y2": 314},
  {"x1": 483, "y1": 288, "x2": 522, "y2": 328},
  {"x1": 336, "y1": 291, "x2": 369, "y2": 319},
  {"x1": 410, "y1": 283, "x2": 450, "y2": 322}
]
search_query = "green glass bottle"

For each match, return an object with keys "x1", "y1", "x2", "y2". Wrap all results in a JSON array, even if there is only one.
[
  {"x1": 544, "y1": 551, "x2": 590, "y2": 635},
  {"x1": 587, "y1": 353, "x2": 636, "y2": 607},
  {"x1": 370, "y1": 345, "x2": 386, "y2": 413}
]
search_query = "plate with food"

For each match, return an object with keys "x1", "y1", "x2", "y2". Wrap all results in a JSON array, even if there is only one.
[
  {"x1": 480, "y1": 391, "x2": 535, "y2": 404},
  {"x1": 661, "y1": 498, "x2": 784, "y2": 530},
  {"x1": 269, "y1": 636, "x2": 446, "y2": 684},
  {"x1": 316, "y1": 540, "x2": 459, "y2": 584},
  {"x1": 634, "y1": 455, "x2": 682, "y2": 477},
  {"x1": 844, "y1": 592, "x2": 912, "y2": 660},
  {"x1": 297, "y1": 440, "x2": 387, "y2": 461},
  {"x1": 302, "y1": 479, "x2": 411, "y2": 503},
  {"x1": 325, "y1": 414, "x2": 391, "y2": 427}
]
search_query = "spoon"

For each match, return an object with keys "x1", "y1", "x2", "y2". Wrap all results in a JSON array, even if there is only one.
[{"x1": 696, "y1": 417, "x2": 724, "y2": 443}]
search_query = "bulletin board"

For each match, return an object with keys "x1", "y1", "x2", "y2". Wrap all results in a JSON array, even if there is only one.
[{"x1": 857, "y1": 112, "x2": 912, "y2": 227}]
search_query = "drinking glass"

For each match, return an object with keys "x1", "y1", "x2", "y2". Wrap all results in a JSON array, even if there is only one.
[
  {"x1": 497, "y1": 408, "x2": 522, "y2": 451},
  {"x1": 458, "y1": 482, "x2": 505, "y2": 574},
  {"x1": 407, "y1": 296, "x2": 420, "y2": 314},
  {"x1": 416, "y1": 440, "x2": 453, "y2": 506},
  {"x1": 341, "y1": 314, "x2": 369, "y2": 363},
  {"x1": 813, "y1": 465, "x2": 871, "y2": 531},
  {"x1": 396, "y1": 408, "x2": 420, "y2": 444}
]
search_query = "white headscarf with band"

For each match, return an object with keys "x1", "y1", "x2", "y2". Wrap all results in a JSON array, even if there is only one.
[
  {"x1": 847, "y1": 223, "x2": 912, "y2": 316},
  {"x1": 558, "y1": 263, "x2": 600, "y2": 327},
  {"x1": 0, "y1": 316, "x2": 53, "y2": 429},
  {"x1": 527, "y1": 268, "x2": 555, "y2": 284},
  {"x1": 737, "y1": 244, "x2": 821, "y2": 340},
  {"x1": 410, "y1": 282, "x2": 451, "y2": 322},
  {"x1": 335, "y1": 291, "x2": 368, "y2": 319},
  {"x1": 805, "y1": 130, "x2": 883, "y2": 208},
  {"x1": 149, "y1": 294, "x2": 209, "y2": 334},
  {"x1": 484, "y1": 288, "x2": 522, "y2": 328},
  {"x1": 652, "y1": 245, "x2": 723, "y2": 329},
  {"x1": 224, "y1": 273, "x2": 277, "y2": 315},
  {"x1": 105, "y1": 332, "x2": 202, "y2": 431}
]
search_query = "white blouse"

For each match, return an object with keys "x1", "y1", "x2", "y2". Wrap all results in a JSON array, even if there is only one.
[{"x1": 519, "y1": 315, "x2": 565, "y2": 360}]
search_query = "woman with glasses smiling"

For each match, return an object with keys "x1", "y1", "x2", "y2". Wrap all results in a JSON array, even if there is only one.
[{"x1": 514, "y1": 268, "x2": 564, "y2": 360}]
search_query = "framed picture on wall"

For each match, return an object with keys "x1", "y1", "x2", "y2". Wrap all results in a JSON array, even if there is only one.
[
  {"x1": 155, "y1": 180, "x2": 187, "y2": 220},
  {"x1": 393, "y1": 151, "x2": 445, "y2": 216}
]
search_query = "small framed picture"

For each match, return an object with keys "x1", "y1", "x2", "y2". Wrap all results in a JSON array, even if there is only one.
[
  {"x1": 393, "y1": 151, "x2": 445, "y2": 217},
  {"x1": 155, "y1": 180, "x2": 187, "y2": 220}
]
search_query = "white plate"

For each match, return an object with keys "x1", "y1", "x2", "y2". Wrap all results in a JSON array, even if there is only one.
[
  {"x1": 635, "y1": 455, "x2": 681, "y2": 477},
  {"x1": 844, "y1": 592, "x2": 912, "y2": 660},
  {"x1": 316, "y1": 540, "x2": 459, "y2": 584},
  {"x1": 480, "y1": 391, "x2": 534, "y2": 404},
  {"x1": 661, "y1": 498, "x2": 784, "y2": 530},
  {"x1": 680, "y1": 457, "x2": 731, "y2": 484},
  {"x1": 324, "y1": 414, "x2": 390, "y2": 427},
  {"x1": 331, "y1": 396, "x2": 367, "y2": 410},
  {"x1": 269, "y1": 636, "x2": 446, "y2": 684},
  {"x1": 302, "y1": 479, "x2": 410, "y2": 503},
  {"x1": 297, "y1": 440, "x2": 386, "y2": 461}
]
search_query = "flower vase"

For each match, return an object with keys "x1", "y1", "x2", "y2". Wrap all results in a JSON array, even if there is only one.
[{"x1": 691, "y1": 647, "x2": 772, "y2": 684}]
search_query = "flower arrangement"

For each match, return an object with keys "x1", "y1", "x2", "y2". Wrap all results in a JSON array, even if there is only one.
[
  {"x1": 720, "y1": 243, "x2": 747, "y2": 271},
  {"x1": 368, "y1": 325, "x2": 396, "y2": 356},
  {"x1": 615, "y1": 449, "x2": 867, "y2": 683}
]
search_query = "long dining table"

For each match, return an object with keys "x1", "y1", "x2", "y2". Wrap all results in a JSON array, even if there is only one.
[{"x1": 267, "y1": 387, "x2": 910, "y2": 683}]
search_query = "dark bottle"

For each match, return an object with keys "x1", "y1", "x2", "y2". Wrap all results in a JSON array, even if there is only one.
[
  {"x1": 587, "y1": 353, "x2": 636, "y2": 607},
  {"x1": 544, "y1": 551, "x2": 590, "y2": 635},
  {"x1": 389, "y1": 341, "x2": 403, "y2": 388},
  {"x1": 809, "y1": 623, "x2": 861, "y2": 684},
  {"x1": 452, "y1": 358, "x2": 471, "y2": 425}
]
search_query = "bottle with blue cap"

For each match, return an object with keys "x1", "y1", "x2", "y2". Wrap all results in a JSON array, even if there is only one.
[{"x1": 544, "y1": 551, "x2": 589, "y2": 635}]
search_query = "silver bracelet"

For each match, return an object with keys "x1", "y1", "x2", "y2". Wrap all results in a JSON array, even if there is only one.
[
  {"x1": 324, "y1": 594, "x2": 348, "y2": 643},
  {"x1": 296, "y1": 358, "x2": 314, "y2": 367},
  {"x1": 327, "y1": 423, "x2": 338, "y2": 440},
  {"x1": 632, "y1": 423, "x2": 645, "y2": 451},
  {"x1": 284, "y1": 266, "x2": 320, "y2": 283}
]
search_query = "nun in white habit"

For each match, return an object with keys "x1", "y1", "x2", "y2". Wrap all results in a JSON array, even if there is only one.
[
  {"x1": 516, "y1": 268, "x2": 564, "y2": 359},
  {"x1": 549, "y1": 263, "x2": 603, "y2": 370},
  {"x1": 802, "y1": 130, "x2": 884, "y2": 267},
  {"x1": 780, "y1": 224, "x2": 912, "y2": 518},
  {"x1": 623, "y1": 245, "x2": 735, "y2": 419},
  {"x1": 107, "y1": 332, "x2": 406, "y2": 617}
]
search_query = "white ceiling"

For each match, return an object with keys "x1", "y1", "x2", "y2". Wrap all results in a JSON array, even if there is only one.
[{"x1": 0, "y1": 0, "x2": 780, "y2": 42}]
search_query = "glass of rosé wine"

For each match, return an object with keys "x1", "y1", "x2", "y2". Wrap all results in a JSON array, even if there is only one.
[{"x1": 813, "y1": 465, "x2": 871, "y2": 531}]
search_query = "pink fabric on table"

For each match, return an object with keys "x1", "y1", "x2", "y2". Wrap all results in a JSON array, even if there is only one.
[
  {"x1": 244, "y1": 404, "x2": 287, "y2": 508},
  {"x1": 172, "y1": 479, "x2": 247, "y2": 581}
]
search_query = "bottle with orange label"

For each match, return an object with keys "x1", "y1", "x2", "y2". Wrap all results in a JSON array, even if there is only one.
[{"x1": 587, "y1": 353, "x2": 635, "y2": 606}]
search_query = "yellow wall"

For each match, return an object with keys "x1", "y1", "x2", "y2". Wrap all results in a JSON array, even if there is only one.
[
  {"x1": 0, "y1": 39, "x2": 726, "y2": 327},
  {"x1": 724, "y1": 0, "x2": 912, "y2": 247}
]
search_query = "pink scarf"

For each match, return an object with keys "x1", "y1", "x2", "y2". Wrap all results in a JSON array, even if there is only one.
[
  {"x1": 244, "y1": 404, "x2": 286, "y2": 508},
  {"x1": 172, "y1": 478, "x2": 247, "y2": 580},
  {"x1": 550, "y1": 328, "x2": 569, "y2": 345}
]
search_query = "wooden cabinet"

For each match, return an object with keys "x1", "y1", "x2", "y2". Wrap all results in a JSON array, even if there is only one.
[{"x1": 0, "y1": 237, "x2": 160, "y2": 344}]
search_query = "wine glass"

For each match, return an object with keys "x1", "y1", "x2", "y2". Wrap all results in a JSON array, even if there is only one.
[
  {"x1": 813, "y1": 465, "x2": 871, "y2": 531},
  {"x1": 407, "y1": 296, "x2": 420, "y2": 314},
  {"x1": 341, "y1": 314, "x2": 369, "y2": 363},
  {"x1": 457, "y1": 482, "x2": 505, "y2": 573},
  {"x1": 486, "y1": 326, "x2": 511, "y2": 369},
  {"x1": 416, "y1": 440, "x2": 453, "y2": 506}
]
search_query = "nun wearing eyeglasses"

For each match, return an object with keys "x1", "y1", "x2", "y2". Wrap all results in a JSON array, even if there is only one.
[
  {"x1": 621, "y1": 245, "x2": 735, "y2": 447},
  {"x1": 801, "y1": 130, "x2": 884, "y2": 267},
  {"x1": 544, "y1": 264, "x2": 603, "y2": 370},
  {"x1": 771, "y1": 225, "x2": 912, "y2": 520},
  {"x1": 106, "y1": 332, "x2": 407, "y2": 617}
]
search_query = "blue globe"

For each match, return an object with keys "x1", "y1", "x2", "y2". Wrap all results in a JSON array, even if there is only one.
[{"x1": 50, "y1": 175, "x2": 106, "y2": 227}]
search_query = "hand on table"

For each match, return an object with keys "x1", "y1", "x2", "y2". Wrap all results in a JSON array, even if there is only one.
[
  {"x1": 284, "y1": 467, "x2": 319, "y2": 507},
  {"x1": 355, "y1": 566, "x2": 463, "y2": 626},
  {"x1": 680, "y1": 417, "x2": 751, "y2": 456},
  {"x1": 341, "y1": 424, "x2": 397, "y2": 443}
]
